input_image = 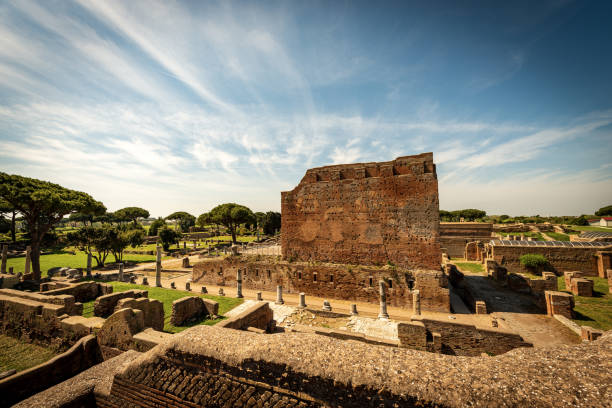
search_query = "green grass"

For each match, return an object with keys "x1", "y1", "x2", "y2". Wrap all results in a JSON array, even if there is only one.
[
  {"x1": 571, "y1": 225, "x2": 612, "y2": 232},
  {"x1": 546, "y1": 232, "x2": 570, "y2": 241},
  {"x1": 6, "y1": 250, "x2": 164, "y2": 278},
  {"x1": 455, "y1": 262, "x2": 485, "y2": 274},
  {"x1": 82, "y1": 282, "x2": 243, "y2": 333},
  {"x1": 558, "y1": 276, "x2": 612, "y2": 331},
  {"x1": 0, "y1": 335, "x2": 57, "y2": 373}
]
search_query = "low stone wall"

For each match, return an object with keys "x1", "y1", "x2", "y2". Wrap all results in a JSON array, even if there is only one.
[
  {"x1": 0, "y1": 335, "x2": 102, "y2": 407},
  {"x1": 398, "y1": 317, "x2": 531, "y2": 356},
  {"x1": 0, "y1": 273, "x2": 19, "y2": 289},
  {"x1": 439, "y1": 222, "x2": 492, "y2": 258},
  {"x1": 170, "y1": 296, "x2": 219, "y2": 326},
  {"x1": 41, "y1": 281, "x2": 112, "y2": 303},
  {"x1": 490, "y1": 243, "x2": 612, "y2": 276},
  {"x1": 216, "y1": 301, "x2": 273, "y2": 332},
  {"x1": 93, "y1": 289, "x2": 148, "y2": 317},
  {"x1": 193, "y1": 256, "x2": 450, "y2": 312},
  {"x1": 93, "y1": 325, "x2": 611, "y2": 407},
  {"x1": 0, "y1": 287, "x2": 81, "y2": 315}
]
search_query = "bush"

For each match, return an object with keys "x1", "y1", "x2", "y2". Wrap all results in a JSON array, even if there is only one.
[
  {"x1": 148, "y1": 217, "x2": 165, "y2": 236},
  {"x1": 159, "y1": 226, "x2": 181, "y2": 251},
  {"x1": 519, "y1": 254, "x2": 548, "y2": 273}
]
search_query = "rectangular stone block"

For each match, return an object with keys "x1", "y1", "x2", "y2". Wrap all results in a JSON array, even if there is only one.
[
  {"x1": 564, "y1": 271, "x2": 582, "y2": 290},
  {"x1": 475, "y1": 300, "x2": 487, "y2": 314},
  {"x1": 580, "y1": 325, "x2": 603, "y2": 341},
  {"x1": 544, "y1": 291, "x2": 574, "y2": 319},
  {"x1": 570, "y1": 278, "x2": 593, "y2": 297}
]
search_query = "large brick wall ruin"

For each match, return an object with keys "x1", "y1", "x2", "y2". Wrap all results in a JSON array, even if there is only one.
[
  {"x1": 193, "y1": 255, "x2": 450, "y2": 311},
  {"x1": 281, "y1": 153, "x2": 441, "y2": 269}
]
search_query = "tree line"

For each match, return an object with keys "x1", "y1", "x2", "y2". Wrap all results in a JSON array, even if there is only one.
[{"x1": 0, "y1": 172, "x2": 280, "y2": 280}]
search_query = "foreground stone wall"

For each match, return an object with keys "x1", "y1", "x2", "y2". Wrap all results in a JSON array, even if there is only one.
[
  {"x1": 439, "y1": 222, "x2": 492, "y2": 258},
  {"x1": 281, "y1": 153, "x2": 441, "y2": 269},
  {"x1": 193, "y1": 256, "x2": 450, "y2": 311},
  {"x1": 0, "y1": 335, "x2": 102, "y2": 407},
  {"x1": 95, "y1": 325, "x2": 612, "y2": 407},
  {"x1": 490, "y1": 243, "x2": 611, "y2": 276}
]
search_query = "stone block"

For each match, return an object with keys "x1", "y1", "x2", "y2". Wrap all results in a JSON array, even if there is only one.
[
  {"x1": 570, "y1": 278, "x2": 593, "y2": 297},
  {"x1": 580, "y1": 326, "x2": 603, "y2": 341},
  {"x1": 475, "y1": 300, "x2": 487, "y2": 314},
  {"x1": 544, "y1": 291, "x2": 574, "y2": 319},
  {"x1": 116, "y1": 297, "x2": 164, "y2": 331},
  {"x1": 94, "y1": 290, "x2": 148, "y2": 317},
  {"x1": 170, "y1": 296, "x2": 217, "y2": 326},
  {"x1": 607, "y1": 269, "x2": 612, "y2": 294},
  {"x1": 97, "y1": 308, "x2": 145, "y2": 350},
  {"x1": 564, "y1": 271, "x2": 582, "y2": 290}
]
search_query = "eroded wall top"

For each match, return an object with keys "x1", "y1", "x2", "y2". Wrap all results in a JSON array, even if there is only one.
[{"x1": 281, "y1": 152, "x2": 441, "y2": 269}]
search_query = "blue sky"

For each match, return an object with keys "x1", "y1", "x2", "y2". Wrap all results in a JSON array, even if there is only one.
[{"x1": 0, "y1": 0, "x2": 610, "y2": 217}]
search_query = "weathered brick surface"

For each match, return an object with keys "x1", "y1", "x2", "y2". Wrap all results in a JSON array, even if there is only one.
[
  {"x1": 95, "y1": 325, "x2": 612, "y2": 408},
  {"x1": 193, "y1": 256, "x2": 450, "y2": 311},
  {"x1": 281, "y1": 153, "x2": 441, "y2": 269}
]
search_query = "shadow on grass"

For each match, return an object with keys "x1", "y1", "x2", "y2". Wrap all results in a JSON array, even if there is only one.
[{"x1": 572, "y1": 310, "x2": 596, "y2": 323}]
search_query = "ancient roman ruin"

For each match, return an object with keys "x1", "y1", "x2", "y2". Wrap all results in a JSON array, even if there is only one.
[{"x1": 0, "y1": 152, "x2": 610, "y2": 407}]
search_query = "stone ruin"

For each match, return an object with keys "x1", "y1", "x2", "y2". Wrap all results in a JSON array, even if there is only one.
[{"x1": 281, "y1": 152, "x2": 441, "y2": 269}]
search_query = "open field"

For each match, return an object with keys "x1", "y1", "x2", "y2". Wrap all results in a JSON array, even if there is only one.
[
  {"x1": 545, "y1": 232, "x2": 570, "y2": 241},
  {"x1": 5, "y1": 250, "x2": 167, "y2": 278},
  {"x1": 558, "y1": 276, "x2": 612, "y2": 331},
  {"x1": 82, "y1": 282, "x2": 243, "y2": 333},
  {"x1": 0, "y1": 335, "x2": 57, "y2": 373},
  {"x1": 570, "y1": 225, "x2": 612, "y2": 233}
]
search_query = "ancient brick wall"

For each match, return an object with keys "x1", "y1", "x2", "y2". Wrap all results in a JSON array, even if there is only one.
[
  {"x1": 439, "y1": 222, "x2": 492, "y2": 258},
  {"x1": 403, "y1": 317, "x2": 532, "y2": 356},
  {"x1": 94, "y1": 325, "x2": 612, "y2": 408},
  {"x1": 193, "y1": 256, "x2": 450, "y2": 312},
  {"x1": 490, "y1": 244, "x2": 611, "y2": 276},
  {"x1": 281, "y1": 153, "x2": 441, "y2": 269}
]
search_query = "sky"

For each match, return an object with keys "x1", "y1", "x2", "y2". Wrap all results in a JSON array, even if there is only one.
[{"x1": 0, "y1": 0, "x2": 611, "y2": 217}]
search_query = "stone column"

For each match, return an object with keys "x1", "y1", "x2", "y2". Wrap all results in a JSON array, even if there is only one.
[
  {"x1": 256, "y1": 291, "x2": 262, "y2": 301},
  {"x1": 118, "y1": 263, "x2": 124, "y2": 282},
  {"x1": 183, "y1": 241, "x2": 186, "y2": 249},
  {"x1": 276, "y1": 285, "x2": 284, "y2": 304},
  {"x1": 378, "y1": 280, "x2": 389, "y2": 319},
  {"x1": 413, "y1": 289, "x2": 421, "y2": 316},
  {"x1": 1, "y1": 244, "x2": 7, "y2": 274},
  {"x1": 155, "y1": 245, "x2": 162, "y2": 287},
  {"x1": 350, "y1": 304, "x2": 358, "y2": 315},
  {"x1": 298, "y1": 292, "x2": 306, "y2": 308},
  {"x1": 193, "y1": 240, "x2": 196, "y2": 249},
  {"x1": 24, "y1": 246, "x2": 31, "y2": 276},
  {"x1": 236, "y1": 269, "x2": 243, "y2": 298},
  {"x1": 322, "y1": 300, "x2": 332, "y2": 311},
  {"x1": 86, "y1": 252, "x2": 92, "y2": 278}
]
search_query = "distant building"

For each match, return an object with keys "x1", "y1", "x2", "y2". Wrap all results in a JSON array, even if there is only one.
[
  {"x1": 600, "y1": 217, "x2": 612, "y2": 227},
  {"x1": 589, "y1": 217, "x2": 612, "y2": 227}
]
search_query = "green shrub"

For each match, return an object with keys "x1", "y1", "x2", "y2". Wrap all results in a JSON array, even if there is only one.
[{"x1": 519, "y1": 254, "x2": 548, "y2": 272}]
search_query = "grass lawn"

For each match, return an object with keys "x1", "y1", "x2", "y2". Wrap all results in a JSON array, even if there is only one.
[
  {"x1": 571, "y1": 225, "x2": 612, "y2": 233},
  {"x1": 82, "y1": 282, "x2": 243, "y2": 333},
  {"x1": 558, "y1": 276, "x2": 612, "y2": 331},
  {"x1": 6, "y1": 250, "x2": 163, "y2": 278},
  {"x1": 455, "y1": 262, "x2": 485, "y2": 274},
  {"x1": 208, "y1": 235, "x2": 258, "y2": 243},
  {"x1": 546, "y1": 232, "x2": 570, "y2": 241},
  {"x1": 0, "y1": 335, "x2": 57, "y2": 373}
]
